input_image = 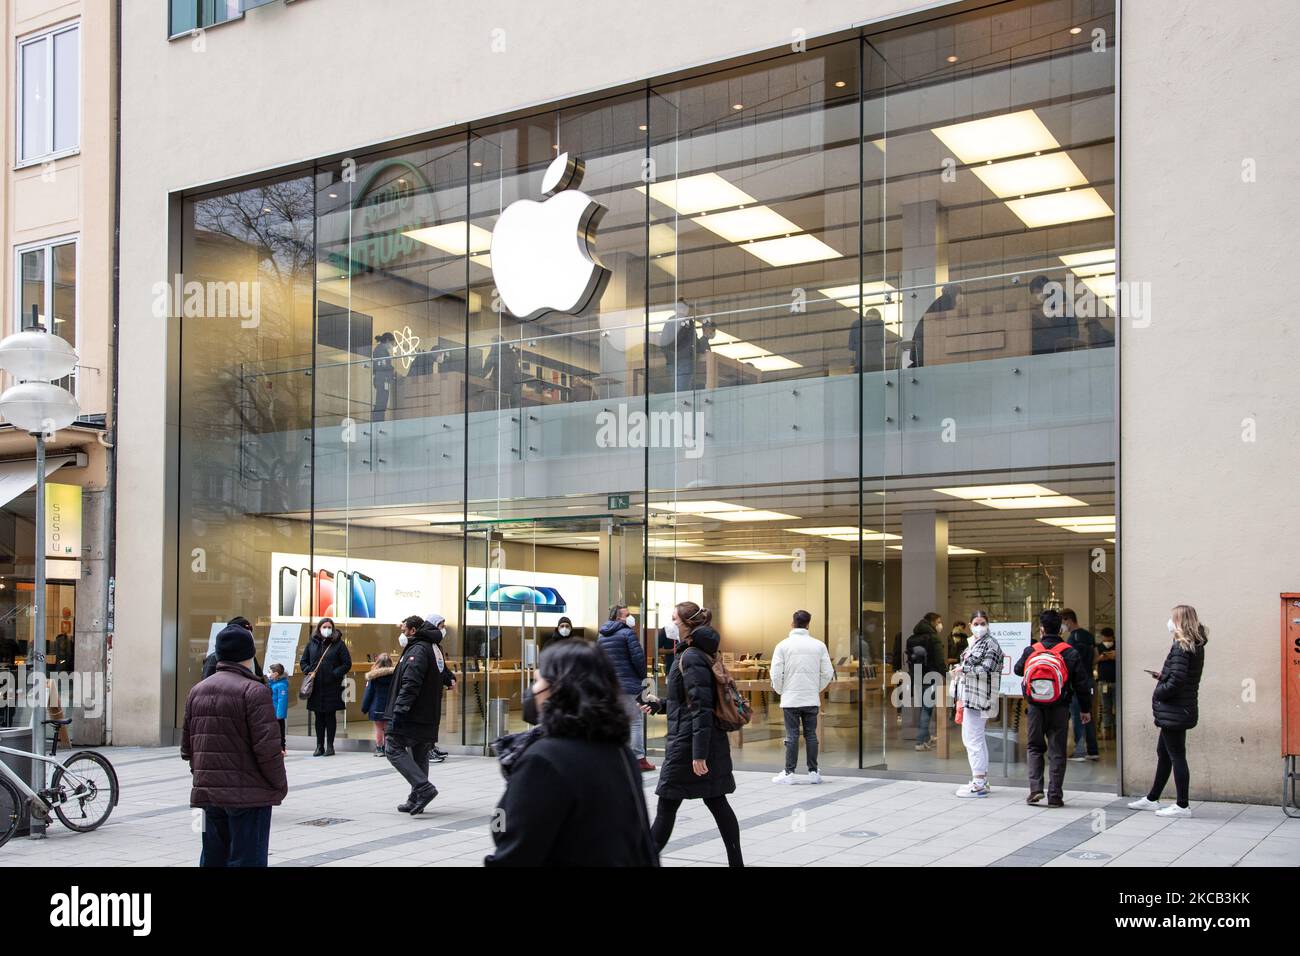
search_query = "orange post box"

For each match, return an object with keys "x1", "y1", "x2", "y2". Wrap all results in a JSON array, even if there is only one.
[{"x1": 1281, "y1": 595, "x2": 1300, "y2": 816}]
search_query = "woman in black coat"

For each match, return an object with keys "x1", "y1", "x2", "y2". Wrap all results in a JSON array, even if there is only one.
[
  {"x1": 485, "y1": 640, "x2": 658, "y2": 867},
  {"x1": 1129, "y1": 604, "x2": 1207, "y2": 817},
  {"x1": 299, "y1": 618, "x2": 352, "y2": 756},
  {"x1": 641, "y1": 602, "x2": 743, "y2": 866}
]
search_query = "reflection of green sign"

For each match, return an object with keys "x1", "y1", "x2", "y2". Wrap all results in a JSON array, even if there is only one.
[
  {"x1": 608, "y1": 494, "x2": 631, "y2": 511},
  {"x1": 331, "y1": 159, "x2": 436, "y2": 277}
]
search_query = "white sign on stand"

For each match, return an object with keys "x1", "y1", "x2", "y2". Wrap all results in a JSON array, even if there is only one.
[
  {"x1": 206, "y1": 622, "x2": 224, "y2": 656},
  {"x1": 991, "y1": 621, "x2": 1034, "y2": 697},
  {"x1": 263, "y1": 624, "x2": 303, "y2": 676}
]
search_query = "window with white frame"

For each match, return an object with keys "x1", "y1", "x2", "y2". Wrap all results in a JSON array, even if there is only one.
[
  {"x1": 16, "y1": 22, "x2": 80, "y2": 166},
  {"x1": 16, "y1": 237, "x2": 78, "y2": 392}
]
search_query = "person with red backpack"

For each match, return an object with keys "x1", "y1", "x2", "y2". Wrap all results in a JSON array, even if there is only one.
[
  {"x1": 1012, "y1": 608, "x2": 1093, "y2": 807},
  {"x1": 639, "y1": 601, "x2": 744, "y2": 867}
]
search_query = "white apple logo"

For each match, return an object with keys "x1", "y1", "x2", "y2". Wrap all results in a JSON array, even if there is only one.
[{"x1": 491, "y1": 152, "x2": 610, "y2": 321}]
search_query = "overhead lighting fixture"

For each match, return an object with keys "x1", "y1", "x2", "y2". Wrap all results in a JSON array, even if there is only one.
[
  {"x1": 732, "y1": 103, "x2": 743, "y2": 111},
  {"x1": 692, "y1": 206, "x2": 801, "y2": 243},
  {"x1": 405, "y1": 222, "x2": 494, "y2": 257},
  {"x1": 1059, "y1": 249, "x2": 1116, "y2": 269},
  {"x1": 935, "y1": 484, "x2": 1088, "y2": 510},
  {"x1": 746, "y1": 355, "x2": 802, "y2": 372},
  {"x1": 638, "y1": 124, "x2": 648, "y2": 131},
  {"x1": 706, "y1": 550, "x2": 785, "y2": 560},
  {"x1": 1070, "y1": 26, "x2": 1083, "y2": 35},
  {"x1": 742, "y1": 233, "x2": 841, "y2": 267},
  {"x1": 650, "y1": 500, "x2": 749, "y2": 514},
  {"x1": 711, "y1": 341, "x2": 770, "y2": 361},
  {"x1": 834, "y1": 80, "x2": 847, "y2": 88},
  {"x1": 1037, "y1": 515, "x2": 1117, "y2": 534},
  {"x1": 788, "y1": 527, "x2": 901, "y2": 542},
  {"x1": 818, "y1": 281, "x2": 902, "y2": 335},
  {"x1": 971, "y1": 153, "x2": 1088, "y2": 199},
  {"x1": 946, "y1": 55, "x2": 959, "y2": 63},
  {"x1": 646, "y1": 538, "x2": 699, "y2": 549},
  {"x1": 931, "y1": 109, "x2": 1060, "y2": 165},
  {"x1": 708, "y1": 509, "x2": 797, "y2": 522},
  {"x1": 888, "y1": 545, "x2": 985, "y2": 556},
  {"x1": 1005, "y1": 188, "x2": 1114, "y2": 227},
  {"x1": 636, "y1": 173, "x2": 755, "y2": 216}
]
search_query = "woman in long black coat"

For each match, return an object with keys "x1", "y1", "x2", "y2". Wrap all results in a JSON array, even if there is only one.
[
  {"x1": 641, "y1": 601, "x2": 742, "y2": 866},
  {"x1": 1129, "y1": 604, "x2": 1206, "y2": 817},
  {"x1": 299, "y1": 618, "x2": 352, "y2": 756}
]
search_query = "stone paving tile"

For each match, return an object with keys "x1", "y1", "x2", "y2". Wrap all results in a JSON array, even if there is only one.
[{"x1": 4, "y1": 746, "x2": 1297, "y2": 867}]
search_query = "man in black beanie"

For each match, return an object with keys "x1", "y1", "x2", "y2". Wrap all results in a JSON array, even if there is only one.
[
  {"x1": 202, "y1": 616, "x2": 264, "y2": 682},
  {"x1": 181, "y1": 623, "x2": 288, "y2": 867}
]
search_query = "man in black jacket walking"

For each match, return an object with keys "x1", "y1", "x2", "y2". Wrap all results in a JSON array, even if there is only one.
[
  {"x1": 384, "y1": 615, "x2": 455, "y2": 814},
  {"x1": 1013, "y1": 609, "x2": 1093, "y2": 807},
  {"x1": 1062, "y1": 608, "x2": 1099, "y2": 762}
]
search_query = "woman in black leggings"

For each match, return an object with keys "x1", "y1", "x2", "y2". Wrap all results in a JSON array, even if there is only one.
[
  {"x1": 641, "y1": 602, "x2": 743, "y2": 866},
  {"x1": 299, "y1": 618, "x2": 352, "y2": 756},
  {"x1": 1129, "y1": 604, "x2": 1206, "y2": 817}
]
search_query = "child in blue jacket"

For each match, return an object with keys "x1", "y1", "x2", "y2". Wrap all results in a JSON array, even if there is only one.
[
  {"x1": 267, "y1": 663, "x2": 290, "y2": 753},
  {"x1": 361, "y1": 654, "x2": 396, "y2": 756}
]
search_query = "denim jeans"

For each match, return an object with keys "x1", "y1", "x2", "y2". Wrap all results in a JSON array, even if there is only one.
[
  {"x1": 782, "y1": 706, "x2": 820, "y2": 773},
  {"x1": 624, "y1": 694, "x2": 646, "y2": 759},
  {"x1": 917, "y1": 702, "x2": 935, "y2": 742},
  {"x1": 1098, "y1": 680, "x2": 1116, "y2": 732},
  {"x1": 1069, "y1": 688, "x2": 1098, "y2": 756},
  {"x1": 199, "y1": 806, "x2": 273, "y2": 868}
]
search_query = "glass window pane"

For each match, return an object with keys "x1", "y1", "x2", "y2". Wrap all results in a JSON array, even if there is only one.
[
  {"x1": 170, "y1": 0, "x2": 197, "y2": 35},
  {"x1": 20, "y1": 38, "x2": 49, "y2": 162},
  {"x1": 53, "y1": 29, "x2": 80, "y2": 153},
  {"x1": 52, "y1": 243, "x2": 77, "y2": 348},
  {"x1": 20, "y1": 248, "x2": 47, "y2": 330}
]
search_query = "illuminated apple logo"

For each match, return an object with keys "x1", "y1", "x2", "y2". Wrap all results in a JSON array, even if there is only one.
[{"x1": 491, "y1": 152, "x2": 610, "y2": 321}]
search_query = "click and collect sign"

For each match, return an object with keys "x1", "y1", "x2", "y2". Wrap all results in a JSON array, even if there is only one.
[
  {"x1": 991, "y1": 621, "x2": 1033, "y2": 697},
  {"x1": 45, "y1": 482, "x2": 81, "y2": 558}
]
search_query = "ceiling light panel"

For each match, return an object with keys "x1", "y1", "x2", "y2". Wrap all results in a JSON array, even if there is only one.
[
  {"x1": 931, "y1": 109, "x2": 1060, "y2": 164},
  {"x1": 971, "y1": 153, "x2": 1088, "y2": 198},
  {"x1": 1005, "y1": 188, "x2": 1113, "y2": 228}
]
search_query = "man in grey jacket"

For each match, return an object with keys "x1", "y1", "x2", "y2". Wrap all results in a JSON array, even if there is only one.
[{"x1": 769, "y1": 610, "x2": 834, "y2": 785}]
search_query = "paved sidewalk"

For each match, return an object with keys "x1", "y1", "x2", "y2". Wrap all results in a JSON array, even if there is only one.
[{"x1": 2, "y1": 747, "x2": 1297, "y2": 867}]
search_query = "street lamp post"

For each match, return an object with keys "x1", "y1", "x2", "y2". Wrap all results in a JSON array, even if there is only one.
[{"x1": 0, "y1": 330, "x2": 80, "y2": 839}]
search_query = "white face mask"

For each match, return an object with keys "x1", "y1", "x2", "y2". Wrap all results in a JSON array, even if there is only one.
[
  {"x1": 319, "y1": 627, "x2": 333, "y2": 638},
  {"x1": 626, "y1": 615, "x2": 636, "y2": 629},
  {"x1": 971, "y1": 624, "x2": 989, "y2": 638},
  {"x1": 398, "y1": 634, "x2": 409, "y2": 648},
  {"x1": 558, "y1": 626, "x2": 571, "y2": 637},
  {"x1": 664, "y1": 622, "x2": 679, "y2": 642},
  {"x1": 936, "y1": 623, "x2": 944, "y2": 634},
  {"x1": 1166, "y1": 619, "x2": 1176, "y2": 634}
]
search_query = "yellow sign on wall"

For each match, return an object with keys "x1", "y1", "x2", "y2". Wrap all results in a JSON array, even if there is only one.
[{"x1": 45, "y1": 483, "x2": 82, "y2": 558}]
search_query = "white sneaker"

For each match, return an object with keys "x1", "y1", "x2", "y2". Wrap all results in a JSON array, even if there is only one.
[
  {"x1": 955, "y1": 781, "x2": 989, "y2": 798},
  {"x1": 807, "y1": 770, "x2": 823, "y2": 785},
  {"x1": 1127, "y1": 796, "x2": 1161, "y2": 811},
  {"x1": 914, "y1": 740, "x2": 933, "y2": 751},
  {"x1": 1155, "y1": 804, "x2": 1193, "y2": 818},
  {"x1": 772, "y1": 771, "x2": 796, "y2": 785}
]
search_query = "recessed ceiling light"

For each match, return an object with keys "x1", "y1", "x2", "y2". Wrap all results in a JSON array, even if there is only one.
[
  {"x1": 636, "y1": 173, "x2": 756, "y2": 216},
  {"x1": 691, "y1": 206, "x2": 801, "y2": 243},
  {"x1": 732, "y1": 103, "x2": 743, "y2": 111},
  {"x1": 1005, "y1": 188, "x2": 1114, "y2": 227},
  {"x1": 404, "y1": 222, "x2": 493, "y2": 257},
  {"x1": 1037, "y1": 515, "x2": 1117, "y2": 533},
  {"x1": 746, "y1": 355, "x2": 802, "y2": 372},
  {"x1": 971, "y1": 153, "x2": 1088, "y2": 199},
  {"x1": 638, "y1": 124, "x2": 648, "y2": 131},
  {"x1": 708, "y1": 509, "x2": 797, "y2": 522},
  {"x1": 932, "y1": 109, "x2": 1060, "y2": 165},
  {"x1": 935, "y1": 484, "x2": 1088, "y2": 510},
  {"x1": 741, "y1": 233, "x2": 841, "y2": 267},
  {"x1": 328, "y1": 193, "x2": 338, "y2": 199},
  {"x1": 946, "y1": 55, "x2": 958, "y2": 63},
  {"x1": 473, "y1": 160, "x2": 483, "y2": 167},
  {"x1": 888, "y1": 545, "x2": 985, "y2": 556},
  {"x1": 1070, "y1": 26, "x2": 1083, "y2": 35},
  {"x1": 834, "y1": 80, "x2": 847, "y2": 88}
]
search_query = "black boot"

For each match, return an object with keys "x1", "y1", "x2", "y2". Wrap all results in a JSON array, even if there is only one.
[
  {"x1": 324, "y1": 745, "x2": 335, "y2": 756},
  {"x1": 408, "y1": 785, "x2": 438, "y2": 815},
  {"x1": 397, "y1": 792, "x2": 417, "y2": 813},
  {"x1": 313, "y1": 745, "x2": 325, "y2": 757}
]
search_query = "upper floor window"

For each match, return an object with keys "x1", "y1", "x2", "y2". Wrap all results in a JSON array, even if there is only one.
[
  {"x1": 16, "y1": 23, "x2": 80, "y2": 166},
  {"x1": 15, "y1": 236, "x2": 79, "y2": 393},
  {"x1": 170, "y1": 1, "x2": 242, "y2": 37}
]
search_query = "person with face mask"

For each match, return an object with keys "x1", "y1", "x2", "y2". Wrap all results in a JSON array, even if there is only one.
[
  {"x1": 1095, "y1": 627, "x2": 1118, "y2": 735},
  {"x1": 298, "y1": 617, "x2": 351, "y2": 756},
  {"x1": 540, "y1": 616, "x2": 574, "y2": 653},
  {"x1": 202, "y1": 615, "x2": 264, "y2": 682},
  {"x1": 906, "y1": 613, "x2": 947, "y2": 751},
  {"x1": 952, "y1": 610, "x2": 1005, "y2": 797},
  {"x1": 382, "y1": 614, "x2": 455, "y2": 814},
  {"x1": 485, "y1": 640, "x2": 658, "y2": 866},
  {"x1": 656, "y1": 619, "x2": 681, "y2": 678},
  {"x1": 598, "y1": 603, "x2": 653, "y2": 771},
  {"x1": 1128, "y1": 606, "x2": 1207, "y2": 818}
]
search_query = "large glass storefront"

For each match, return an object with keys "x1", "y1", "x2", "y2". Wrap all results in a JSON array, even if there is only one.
[{"x1": 174, "y1": 0, "x2": 1117, "y2": 781}]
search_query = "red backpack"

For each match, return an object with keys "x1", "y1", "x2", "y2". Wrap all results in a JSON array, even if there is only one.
[{"x1": 1021, "y1": 641, "x2": 1071, "y2": 704}]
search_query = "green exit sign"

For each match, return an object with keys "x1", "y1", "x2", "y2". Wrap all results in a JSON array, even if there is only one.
[{"x1": 608, "y1": 494, "x2": 631, "y2": 511}]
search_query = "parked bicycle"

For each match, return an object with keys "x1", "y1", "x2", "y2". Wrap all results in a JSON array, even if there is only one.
[{"x1": 0, "y1": 718, "x2": 119, "y2": 847}]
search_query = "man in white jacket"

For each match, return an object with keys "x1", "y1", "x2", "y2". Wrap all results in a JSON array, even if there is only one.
[{"x1": 769, "y1": 610, "x2": 835, "y2": 784}]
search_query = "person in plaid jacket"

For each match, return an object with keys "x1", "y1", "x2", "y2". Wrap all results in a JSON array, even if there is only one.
[{"x1": 952, "y1": 610, "x2": 1004, "y2": 798}]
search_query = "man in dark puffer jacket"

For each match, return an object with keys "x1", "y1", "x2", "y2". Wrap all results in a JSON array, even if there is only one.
[
  {"x1": 181, "y1": 624, "x2": 287, "y2": 867},
  {"x1": 383, "y1": 615, "x2": 455, "y2": 815}
]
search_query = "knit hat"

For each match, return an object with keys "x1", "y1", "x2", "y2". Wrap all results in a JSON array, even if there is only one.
[{"x1": 215, "y1": 624, "x2": 256, "y2": 663}]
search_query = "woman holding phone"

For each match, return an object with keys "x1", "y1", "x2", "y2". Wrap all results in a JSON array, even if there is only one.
[{"x1": 1128, "y1": 605, "x2": 1207, "y2": 817}]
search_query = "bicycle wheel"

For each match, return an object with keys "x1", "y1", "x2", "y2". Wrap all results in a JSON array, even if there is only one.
[
  {"x1": 0, "y1": 776, "x2": 20, "y2": 848},
  {"x1": 50, "y1": 751, "x2": 118, "y2": 833}
]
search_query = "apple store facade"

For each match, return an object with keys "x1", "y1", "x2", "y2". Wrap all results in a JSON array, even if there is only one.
[{"x1": 172, "y1": 0, "x2": 1119, "y2": 783}]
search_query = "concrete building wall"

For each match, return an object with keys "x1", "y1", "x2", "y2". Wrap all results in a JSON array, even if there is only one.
[{"x1": 1118, "y1": 0, "x2": 1300, "y2": 801}]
